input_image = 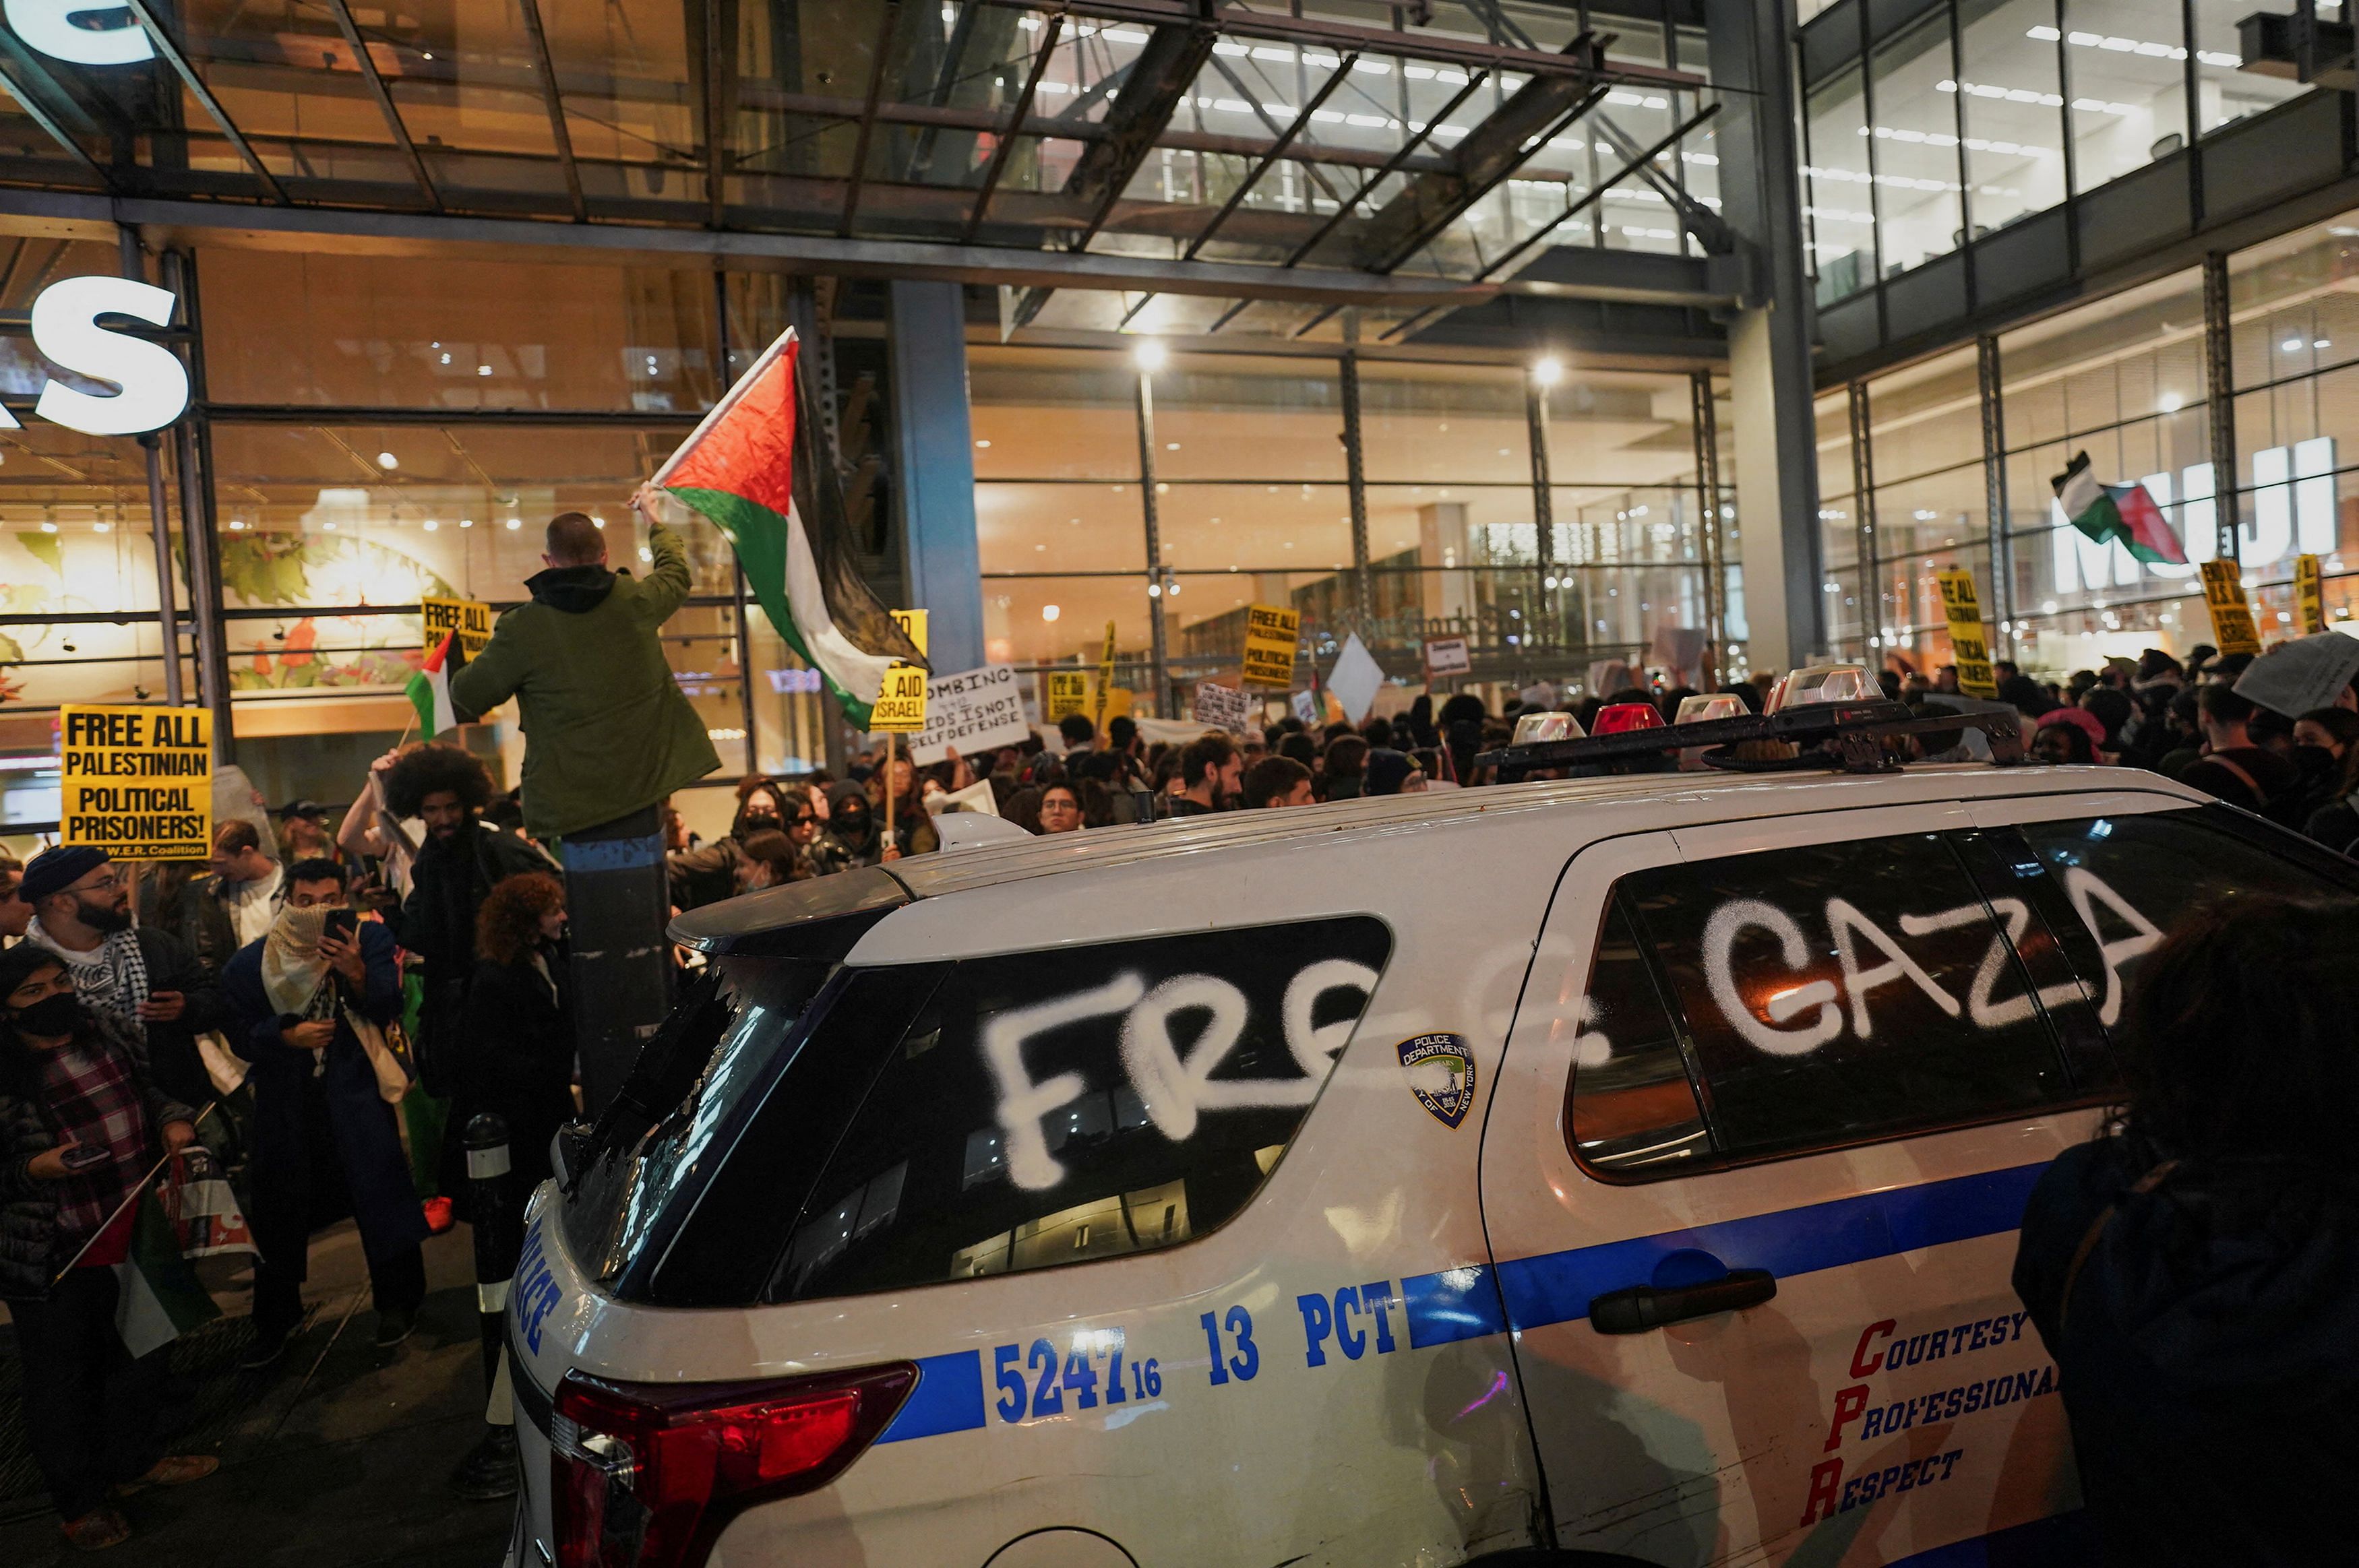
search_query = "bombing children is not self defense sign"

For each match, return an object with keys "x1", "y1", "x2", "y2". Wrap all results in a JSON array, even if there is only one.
[{"x1": 61, "y1": 704, "x2": 213, "y2": 860}]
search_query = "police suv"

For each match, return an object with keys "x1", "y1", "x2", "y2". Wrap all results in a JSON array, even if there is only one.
[{"x1": 503, "y1": 681, "x2": 2357, "y2": 1568}]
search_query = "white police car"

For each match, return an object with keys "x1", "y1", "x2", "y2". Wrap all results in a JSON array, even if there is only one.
[{"x1": 502, "y1": 689, "x2": 2358, "y2": 1568}]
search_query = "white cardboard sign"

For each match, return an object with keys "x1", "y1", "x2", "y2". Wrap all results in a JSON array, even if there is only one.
[
  {"x1": 1192, "y1": 682, "x2": 1254, "y2": 734},
  {"x1": 908, "y1": 664, "x2": 1035, "y2": 765}
]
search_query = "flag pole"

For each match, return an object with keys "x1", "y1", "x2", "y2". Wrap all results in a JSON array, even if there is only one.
[
  {"x1": 49, "y1": 1101, "x2": 219, "y2": 1286},
  {"x1": 882, "y1": 732, "x2": 896, "y2": 847}
]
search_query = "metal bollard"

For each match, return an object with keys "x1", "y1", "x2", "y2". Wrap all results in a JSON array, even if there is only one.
[{"x1": 450, "y1": 1112, "x2": 524, "y2": 1501}]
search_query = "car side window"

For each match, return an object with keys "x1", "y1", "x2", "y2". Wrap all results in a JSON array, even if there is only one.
[
  {"x1": 1568, "y1": 896, "x2": 1711, "y2": 1172},
  {"x1": 2017, "y1": 808, "x2": 2359, "y2": 1030},
  {"x1": 768, "y1": 916, "x2": 1393, "y2": 1303},
  {"x1": 1618, "y1": 832, "x2": 2071, "y2": 1161}
]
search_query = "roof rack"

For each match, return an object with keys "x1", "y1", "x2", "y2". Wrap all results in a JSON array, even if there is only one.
[{"x1": 1475, "y1": 698, "x2": 2026, "y2": 780}]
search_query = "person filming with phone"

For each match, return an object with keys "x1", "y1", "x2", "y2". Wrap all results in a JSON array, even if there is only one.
[
  {"x1": 222, "y1": 858, "x2": 427, "y2": 1369},
  {"x1": 0, "y1": 943, "x2": 218, "y2": 1552}
]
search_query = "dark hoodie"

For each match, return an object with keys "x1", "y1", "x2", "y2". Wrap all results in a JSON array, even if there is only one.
[
  {"x1": 2015, "y1": 1135, "x2": 2359, "y2": 1566},
  {"x1": 820, "y1": 782, "x2": 885, "y2": 870}
]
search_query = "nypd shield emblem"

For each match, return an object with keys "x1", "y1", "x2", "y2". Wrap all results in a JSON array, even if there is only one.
[{"x1": 1397, "y1": 1032, "x2": 1477, "y2": 1129}]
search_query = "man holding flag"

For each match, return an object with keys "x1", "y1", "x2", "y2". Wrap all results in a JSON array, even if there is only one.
[{"x1": 0, "y1": 943, "x2": 220, "y2": 1552}]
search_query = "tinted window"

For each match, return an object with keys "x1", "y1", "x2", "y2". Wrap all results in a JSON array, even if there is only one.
[
  {"x1": 768, "y1": 917, "x2": 1392, "y2": 1303},
  {"x1": 1621, "y1": 834, "x2": 2069, "y2": 1160},
  {"x1": 2019, "y1": 809, "x2": 2359, "y2": 1030},
  {"x1": 1569, "y1": 898, "x2": 1710, "y2": 1172}
]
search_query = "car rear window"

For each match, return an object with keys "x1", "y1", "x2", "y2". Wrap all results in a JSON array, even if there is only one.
[{"x1": 763, "y1": 916, "x2": 1392, "y2": 1304}]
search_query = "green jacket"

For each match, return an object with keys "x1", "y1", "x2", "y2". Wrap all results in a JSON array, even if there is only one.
[{"x1": 450, "y1": 524, "x2": 720, "y2": 838}]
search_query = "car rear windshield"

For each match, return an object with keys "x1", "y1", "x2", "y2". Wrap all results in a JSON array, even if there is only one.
[{"x1": 620, "y1": 915, "x2": 1393, "y2": 1308}]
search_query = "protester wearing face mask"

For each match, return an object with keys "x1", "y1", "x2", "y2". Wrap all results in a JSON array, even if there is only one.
[
  {"x1": 0, "y1": 945, "x2": 215, "y2": 1552},
  {"x1": 822, "y1": 781, "x2": 890, "y2": 868},
  {"x1": 20, "y1": 846, "x2": 224, "y2": 1115},
  {"x1": 460, "y1": 873, "x2": 576, "y2": 1200},
  {"x1": 2295, "y1": 707, "x2": 2359, "y2": 854},
  {"x1": 667, "y1": 776, "x2": 792, "y2": 910},
  {"x1": 222, "y1": 859, "x2": 427, "y2": 1367}
]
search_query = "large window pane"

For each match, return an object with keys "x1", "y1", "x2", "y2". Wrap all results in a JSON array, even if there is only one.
[
  {"x1": 1161, "y1": 484, "x2": 1353, "y2": 574},
  {"x1": 983, "y1": 576, "x2": 1153, "y2": 669},
  {"x1": 2059, "y1": 1, "x2": 2190, "y2": 186},
  {"x1": 1153, "y1": 355, "x2": 1343, "y2": 482},
  {"x1": 978, "y1": 483, "x2": 1148, "y2": 575},
  {"x1": 200, "y1": 250, "x2": 721, "y2": 412},
  {"x1": 1357, "y1": 363, "x2": 1529, "y2": 484},
  {"x1": 970, "y1": 347, "x2": 1141, "y2": 481},
  {"x1": 1869, "y1": 13, "x2": 1964, "y2": 276},
  {"x1": 1957, "y1": 0, "x2": 2068, "y2": 230},
  {"x1": 1806, "y1": 65, "x2": 1876, "y2": 303},
  {"x1": 2190, "y1": 1, "x2": 2312, "y2": 136}
]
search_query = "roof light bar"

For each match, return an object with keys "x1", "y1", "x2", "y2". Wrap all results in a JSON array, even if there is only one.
[{"x1": 1477, "y1": 698, "x2": 2026, "y2": 778}]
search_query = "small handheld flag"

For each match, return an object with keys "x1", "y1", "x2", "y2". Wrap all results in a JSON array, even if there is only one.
[
  {"x1": 2052, "y1": 451, "x2": 2188, "y2": 565},
  {"x1": 406, "y1": 631, "x2": 464, "y2": 736},
  {"x1": 652, "y1": 330, "x2": 923, "y2": 728}
]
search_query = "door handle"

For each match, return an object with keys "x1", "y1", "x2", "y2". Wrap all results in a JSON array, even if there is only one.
[{"x1": 1589, "y1": 1267, "x2": 1777, "y2": 1334}]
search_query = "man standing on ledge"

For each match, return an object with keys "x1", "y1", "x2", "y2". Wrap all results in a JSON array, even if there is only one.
[{"x1": 448, "y1": 505, "x2": 718, "y2": 1114}]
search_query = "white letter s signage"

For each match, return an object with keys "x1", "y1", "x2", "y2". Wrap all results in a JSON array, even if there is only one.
[
  {"x1": 30, "y1": 276, "x2": 188, "y2": 436},
  {"x1": 5, "y1": 0, "x2": 153, "y2": 65}
]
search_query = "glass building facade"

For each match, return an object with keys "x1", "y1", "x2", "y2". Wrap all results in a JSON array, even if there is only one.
[{"x1": 1819, "y1": 208, "x2": 2357, "y2": 677}]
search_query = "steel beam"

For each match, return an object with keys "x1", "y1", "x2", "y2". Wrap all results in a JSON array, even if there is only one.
[
  {"x1": 703, "y1": 0, "x2": 740, "y2": 228},
  {"x1": 516, "y1": 0, "x2": 588, "y2": 220},
  {"x1": 0, "y1": 187, "x2": 1746, "y2": 308},
  {"x1": 1472, "y1": 103, "x2": 1719, "y2": 283},
  {"x1": 0, "y1": 36, "x2": 112, "y2": 189},
  {"x1": 1282, "y1": 70, "x2": 1489, "y2": 268},
  {"x1": 321, "y1": 0, "x2": 440, "y2": 210},
  {"x1": 963, "y1": 11, "x2": 1068, "y2": 243},
  {"x1": 121, "y1": 0, "x2": 288, "y2": 204},
  {"x1": 839, "y1": 0, "x2": 905, "y2": 237},
  {"x1": 1184, "y1": 53, "x2": 1357, "y2": 258}
]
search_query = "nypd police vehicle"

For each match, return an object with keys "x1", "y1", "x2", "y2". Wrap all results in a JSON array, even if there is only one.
[{"x1": 501, "y1": 677, "x2": 2357, "y2": 1568}]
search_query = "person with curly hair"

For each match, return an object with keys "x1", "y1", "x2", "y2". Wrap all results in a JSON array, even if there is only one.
[
  {"x1": 376, "y1": 745, "x2": 549, "y2": 1110},
  {"x1": 459, "y1": 873, "x2": 575, "y2": 1198}
]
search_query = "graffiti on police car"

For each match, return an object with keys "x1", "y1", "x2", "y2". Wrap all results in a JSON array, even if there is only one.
[
  {"x1": 1699, "y1": 869, "x2": 2162, "y2": 1057},
  {"x1": 985, "y1": 959, "x2": 1381, "y2": 1190}
]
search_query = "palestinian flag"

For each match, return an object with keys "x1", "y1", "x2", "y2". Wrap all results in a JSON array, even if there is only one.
[
  {"x1": 2052, "y1": 451, "x2": 2188, "y2": 565},
  {"x1": 406, "y1": 631, "x2": 464, "y2": 736},
  {"x1": 114, "y1": 1189, "x2": 220, "y2": 1358},
  {"x1": 652, "y1": 329, "x2": 923, "y2": 727}
]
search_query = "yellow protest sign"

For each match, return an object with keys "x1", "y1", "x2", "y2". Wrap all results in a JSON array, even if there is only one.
[
  {"x1": 869, "y1": 664, "x2": 928, "y2": 732},
  {"x1": 891, "y1": 608, "x2": 929, "y2": 659},
  {"x1": 1241, "y1": 603, "x2": 1299, "y2": 688},
  {"x1": 60, "y1": 705, "x2": 212, "y2": 860},
  {"x1": 421, "y1": 595, "x2": 495, "y2": 659},
  {"x1": 1045, "y1": 670, "x2": 1089, "y2": 723},
  {"x1": 2296, "y1": 553, "x2": 2327, "y2": 635},
  {"x1": 1093, "y1": 621, "x2": 1117, "y2": 728},
  {"x1": 2199, "y1": 559, "x2": 2263, "y2": 656},
  {"x1": 1933, "y1": 569, "x2": 2000, "y2": 699}
]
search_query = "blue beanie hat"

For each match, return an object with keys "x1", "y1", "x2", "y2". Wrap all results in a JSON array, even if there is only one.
[{"x1": 19, "y1": 845, "x2": 109, "y2": 904}]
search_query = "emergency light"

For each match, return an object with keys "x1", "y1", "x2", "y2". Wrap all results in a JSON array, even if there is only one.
[{"x1": 1591, "y1": 702, "x2": 1665, "y2": 734}]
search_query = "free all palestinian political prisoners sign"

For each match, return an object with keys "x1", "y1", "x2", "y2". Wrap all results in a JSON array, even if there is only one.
[
  {"x1": 909, "y1": 665, "x2": 1034, "y2": 765},
  {"x1": 61, "y1": 704, "x2": 212, "y2": 859}
]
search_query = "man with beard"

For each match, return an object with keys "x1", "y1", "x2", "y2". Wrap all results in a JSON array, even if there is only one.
[
  {"x1": 381, "y1": 746, "x2": 549, "y2": 1141},
  {"x1": 19, "y1": 847, "x2": 224, "y2": 1113}
]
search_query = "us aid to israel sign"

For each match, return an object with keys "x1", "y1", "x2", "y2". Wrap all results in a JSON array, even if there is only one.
[{"x1": 3, "y1": 276, "x2": 191, "y2": 437}]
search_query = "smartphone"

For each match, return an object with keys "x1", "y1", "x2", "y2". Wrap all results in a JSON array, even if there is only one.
[
  {"x1": 323, "y1": 909, "x2": 358, "y2": 945},
  {"x1": 59, "y1": 1141, "x2": 110, "y2": 1173}
]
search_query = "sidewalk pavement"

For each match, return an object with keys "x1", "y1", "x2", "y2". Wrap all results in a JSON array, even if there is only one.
[{"x1": 0, "y1": 1221, "x2": 514, "y2": 1568}]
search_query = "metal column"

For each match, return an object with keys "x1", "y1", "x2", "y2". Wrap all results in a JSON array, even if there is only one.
[
  {"x1": 1849, "y1": 381, "x2": 1880, "y2": 657},
  {"x1": 1976, "y1": 335, "x2": 2013, "y2": 655},
  {"x1": 886, "y1": 279, "x2": 985, "y2": 672},
  {"x1": 2203, "y1": 251, "x2": 2242, "y2": 563},
  {"x1": 161, "y1": 249, "x2": 233, "y2": 757},
  {"x1": 1135, "y1": 368, "x2": 1169, "y2": 712},
  {"x1": 1690, "y1": 370, "x2": 1724, "y2": 686},
  {"x1": 715, "y1": 270, "x2": 758, "y2": 767},
  {"x1": 121, "y1": 225, "x2": 182, "y2": 708},
  {"x1": 1340, "y1": 346, "x2": 1371, "y2": 629},
  {"x1": 1707, "y1": 0, "x2": 1824, "y2": 668},
  {"x1": 1526, "y1": 377, "x2": 1554, "y2": 656}
]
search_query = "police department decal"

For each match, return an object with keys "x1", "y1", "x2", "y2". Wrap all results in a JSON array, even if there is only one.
[{"x1": 1397, "y1": 1032, "x2": 1476, "y2": 1129}]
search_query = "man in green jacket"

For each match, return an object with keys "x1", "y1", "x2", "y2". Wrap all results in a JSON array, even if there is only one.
[
  {"x1": 450, "y1": 510, "x2": 718, "y2": 839},
  {"x1": 448, "y1": 507, "x2": 718, "y2": 1114}
]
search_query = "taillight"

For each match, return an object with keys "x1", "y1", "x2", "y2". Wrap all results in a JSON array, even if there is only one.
[{"x1": 550, "y1": 1362, "x2": 915, "y2": 1568}]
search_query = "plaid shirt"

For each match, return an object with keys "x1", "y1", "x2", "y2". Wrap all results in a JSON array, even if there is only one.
[{"x1": 36, "y1": 1023, "x2": 154, "y2": 1250}]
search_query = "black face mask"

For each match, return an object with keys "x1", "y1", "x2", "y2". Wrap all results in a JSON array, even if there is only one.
[
  {"x1": 738, "y1": 811, "x2": 783, "y2": 837},
  {"x1": 12, "y1": 992, "x2": 84, "y2": 1038}
]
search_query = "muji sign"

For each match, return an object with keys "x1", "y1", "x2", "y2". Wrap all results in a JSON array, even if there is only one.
[{"x1": 5, "y1": 276, "x2": 190, "y2": 437}]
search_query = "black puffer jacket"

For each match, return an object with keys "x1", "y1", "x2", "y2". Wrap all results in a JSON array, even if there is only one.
[{"x1": 0, "y1": 1009, "x2": 196, "y2": 1301}]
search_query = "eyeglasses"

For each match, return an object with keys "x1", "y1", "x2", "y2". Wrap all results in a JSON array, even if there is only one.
[{"x1": 69, "y1": 872, "x2": 123, "y2": 893}]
